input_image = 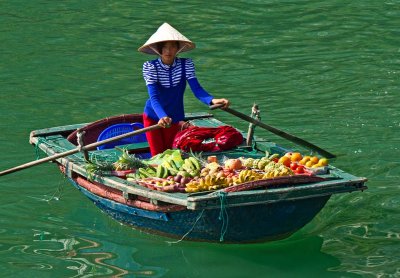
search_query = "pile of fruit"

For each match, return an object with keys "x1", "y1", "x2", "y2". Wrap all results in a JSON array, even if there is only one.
[
  {"x1": 275, "y1": 152, "x2": 329, "y2": 174},
  {"x1": 116, "y1": 149, "x2": 330, "y2": 193},
  {"x1": 129, "y1": 156, "x2": 201, "y2": 179}
]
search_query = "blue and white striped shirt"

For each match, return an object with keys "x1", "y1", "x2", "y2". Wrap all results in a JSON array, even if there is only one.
[{"x1": 143, "y1": 58, "x2": 196, "y2": 87}]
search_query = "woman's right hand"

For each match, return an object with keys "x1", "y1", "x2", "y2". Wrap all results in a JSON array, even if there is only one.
[{"x1": 158, "y1": 116, "x2": 172, "y2": 128}]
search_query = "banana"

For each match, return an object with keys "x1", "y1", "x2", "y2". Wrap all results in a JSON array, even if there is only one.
[
  {"x1": 186, "y1": 183, "x2": 198, "y2": 189},
  {"x1": 181, "y1": 164, "x2": 192, "y2": 173},
  {"x1": 269, "y1": 153, "x2": 280, "y2": 160},
  {"x1": 166, "y1": 167, "x2": 178, "y2": 176},
  {"x1": 156, "y1": 165, "x2": 164, "y2": 178},
  {"x1": 210, "y1": 175, "x2": 217, "y2": 185},
  {"x1": 199, "y1": 178, "x2": 206, "y2": 189},
  {"x1": 238, "y1": 170, "x2": 245, "y2": 182},
  {"x1": 138, "y1": 168, "x2": 150, "y2": 178},
  {"x1": 161, "y1": 166, "x2": 169, "y2": 178},
  {"x1": 188, "y1": 157, "x2": 201, "y2": 170},
  {"x1": 184, "y1": 158, "x2": 195, "y2": 171},
  {"x1": 146, "y1": 167, "x2": 156, "y2": 176},
  {"x1": 205, "y1": 175, "x2": 212, "y2": 186},
  {"x1": 200, "y1": 168, "x2": 209, "y2": 177},
  {"x1": 178, "y1": 170, "x2": 191, "y2": 178},
  {"x1": 252, "y1": 159, "x2": 260, "y2": 168},
  {"x1": 258, "y1": 160, "x2": 268, "y2": 170},
  {"x1": 244, "y1": 170, "x2": 253, "y2": 182},
  {"x1": 169, "y1": 159, "x2": 179, "y2": 171},
  {"x1": 162, "y1": 161, "x2": 173, "y2": 170}
]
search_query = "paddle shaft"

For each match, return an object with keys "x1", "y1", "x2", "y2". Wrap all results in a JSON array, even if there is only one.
[
  {"x1": 0, "y1": 124, "x2": 161, "y2": 177},
  {"x1": 210, "y1": 104, "x2": 336, "y2": 158}
]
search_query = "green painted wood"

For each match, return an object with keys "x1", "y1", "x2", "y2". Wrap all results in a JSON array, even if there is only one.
[
  {"x1": 29, "y1": 115, "x2": 367, "y2": 211},
  {"x1": 186, "y1": 179, "x2": 367, "y2": 210},
  {"x1": 29, "y1": 123, "x2": 87, "y2": 138}
]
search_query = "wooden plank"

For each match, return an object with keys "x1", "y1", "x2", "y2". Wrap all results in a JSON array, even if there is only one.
[
  {"x1": 186, "y1": 179, "x2": 367, "y2": 210},
  {"x1": 184, "y1": 112, "x2": 214, "y2": 120},
  {"x1": 30, "y1": 123, "x2": 87, "y2": 138}
]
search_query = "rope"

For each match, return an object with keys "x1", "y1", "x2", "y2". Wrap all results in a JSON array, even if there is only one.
[
  {"x1": 166, "y1": 209, "x2": 205, "y2": 245},
  {"x1": 35, "y1": 137, "x2": 45, "y2": 160},
  {"x1": 218, "y1": 191, "x2": 229, "y2": 242}
]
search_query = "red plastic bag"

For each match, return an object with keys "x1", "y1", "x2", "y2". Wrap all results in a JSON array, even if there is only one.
[{"x1": 172, "y1": 126, "x2": 243, "y2": 152}]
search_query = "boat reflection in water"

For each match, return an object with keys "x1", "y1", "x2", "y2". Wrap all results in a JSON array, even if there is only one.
[
  {"x1": 32, "y1": 233, "x2": 166, "y2": 277},
  {"x1": 30, "y1": 230, "x2": 358, "y2": 277}
]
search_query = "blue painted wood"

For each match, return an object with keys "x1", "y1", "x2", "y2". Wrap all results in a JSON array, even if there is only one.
[{"x1": 67, "y1": 177, "x2": 330, "y2": 243}]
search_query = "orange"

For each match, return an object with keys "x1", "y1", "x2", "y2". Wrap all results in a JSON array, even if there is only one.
[
  {"x1": 310, "y1": 156, "x2": 319, "y2": 164},
  {"x1": 290, "y1": 152, "x2": 303, "y2": 162},
  {"x1": 278, "y1": 156, "x2": 291, "y2": 167}
]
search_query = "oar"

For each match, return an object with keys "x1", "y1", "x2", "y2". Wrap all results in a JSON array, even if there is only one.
[
  {"x1": 210, "y1": 104, "x2": 336, "y2": 158},
  {"x1": 0, "y1": 124, "x2": 161, "y2": 177}
]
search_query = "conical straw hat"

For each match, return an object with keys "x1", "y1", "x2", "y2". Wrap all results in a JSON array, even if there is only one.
[{"x1": 138, "y1": 23, "x2": 196, "y2": 55}]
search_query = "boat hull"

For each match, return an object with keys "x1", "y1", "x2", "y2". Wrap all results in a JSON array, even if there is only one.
[{"x1": 68, "y1": 177, "x2": 330, "y2": 243}]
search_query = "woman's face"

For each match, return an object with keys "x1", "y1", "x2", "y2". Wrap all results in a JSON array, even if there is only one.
[{"x1": 160, "y1": 41, "x2": 179, "y2": 65}]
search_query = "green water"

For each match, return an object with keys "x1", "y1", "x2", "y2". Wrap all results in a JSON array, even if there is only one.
[{"x1": 1, "y1": 1, "x2": 399, "y2": 277}]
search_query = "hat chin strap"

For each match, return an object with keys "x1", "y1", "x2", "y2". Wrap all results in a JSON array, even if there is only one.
[
  {"x1": 149, "y1": 45, "x2": 161, "y2": 56},
  {"x1": 177, "y1": 43, "x2": 186, "y2": 54}
]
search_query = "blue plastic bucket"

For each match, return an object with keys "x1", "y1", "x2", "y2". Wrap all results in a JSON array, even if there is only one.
[{"x1": 96, "y1": 123, "x2": 151, "y2": 158}]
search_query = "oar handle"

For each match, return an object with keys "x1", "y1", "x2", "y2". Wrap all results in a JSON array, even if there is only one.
[
  {"x1": 0, "y1": 124, "x2": 161, "y2": 177},
  {"x1": 209, "y1": 104, "x2": 225, "y2": 110}
]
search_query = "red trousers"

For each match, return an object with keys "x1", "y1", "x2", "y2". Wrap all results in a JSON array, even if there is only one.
[{"x1": 143, "y1": 113, "x2": 181, "y2": 156}]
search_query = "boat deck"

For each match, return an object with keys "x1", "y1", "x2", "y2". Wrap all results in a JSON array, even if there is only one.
[{"x1": 29, "y1": 112, "x2": 367, "y2": 210}]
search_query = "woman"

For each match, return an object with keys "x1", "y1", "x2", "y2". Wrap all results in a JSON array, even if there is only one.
[{"x1": 138, "y1": 22, "x2": 230, "y2": 156}]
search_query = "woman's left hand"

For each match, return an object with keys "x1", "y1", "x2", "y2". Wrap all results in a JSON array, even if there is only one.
[{"x1": 211, "y1": 98, "x2": 230, "y2": 109}]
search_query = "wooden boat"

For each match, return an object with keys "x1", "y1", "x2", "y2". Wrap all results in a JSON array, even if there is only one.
[{"x1": 29, "y1": 112, "x2": 367, "y2": 243}]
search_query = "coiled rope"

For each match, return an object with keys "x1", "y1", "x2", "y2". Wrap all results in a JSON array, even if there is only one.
[{"x1": 218, "y1": 191, "x2": 229, "y2": 242}]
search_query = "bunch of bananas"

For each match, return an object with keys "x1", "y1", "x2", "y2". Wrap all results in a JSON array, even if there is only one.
[
  {"x1": 241, "y1": 154, "x2": 279, "y2": 170},
  {"x1": 263, "y1": 162, "x2": 294, "y2": 178},
  {"x1": 128, "y1": 156, "x2": 202, "y2": 180},
  {"x1": 233, "y1": 169, "x2": 264, "y2": 184},
  {"x1": 185, "y1": 172, "x2": 231, "y2": 193},
  {"x1": 178, "y1": 157, "x2": 201, "y2": 177},
  {"x1": 127, "y1": 166, "x2": 157, "y2": 179},
  {"x1": 157, "y1": 156, "x2": 201, "y2": 178}
]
